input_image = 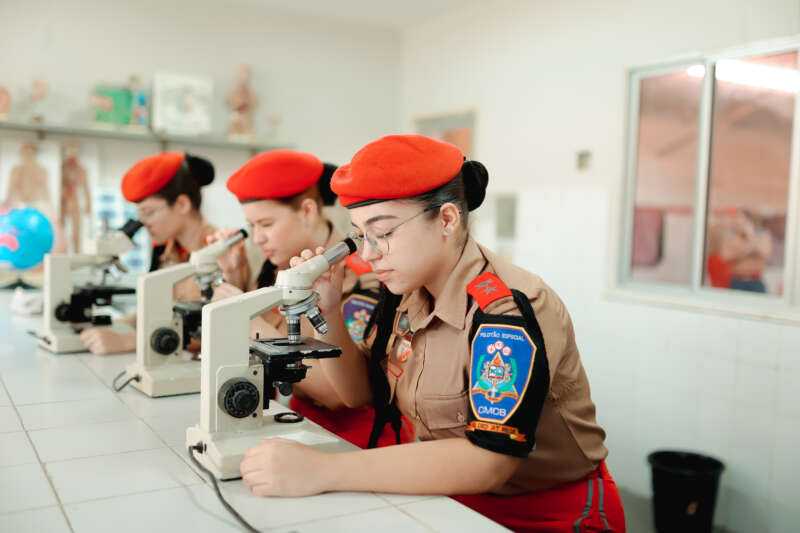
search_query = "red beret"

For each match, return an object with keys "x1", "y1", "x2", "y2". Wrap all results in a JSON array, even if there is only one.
[
  {"x1": 227, "y1": 150, "x2": 324, "y2": 202},
  {"x1": 121, "y1": 152, "x2": 185, "y2": 202},
  {"x1": 331, "y1": 134, "x2": 463, "y2": 208}
]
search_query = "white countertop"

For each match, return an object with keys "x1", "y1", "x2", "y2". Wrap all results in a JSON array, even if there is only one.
[{"x1": 0, "y1": 291, "x2": 508, "y2": 533}]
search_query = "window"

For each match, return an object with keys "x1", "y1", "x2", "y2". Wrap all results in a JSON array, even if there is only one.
[{"x1": 621, "y1": 39, "x2": 800, "y2": 309}]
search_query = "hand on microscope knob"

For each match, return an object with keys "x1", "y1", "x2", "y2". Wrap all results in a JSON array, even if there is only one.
[
  {"x1": 211, "y1": 281, "x2": 244, "y2": 302},
  {"x1": 206, "y1": 228, "x2": 249, "y2": 290},
  {"x1": 289, "y1": 247, "x2": 346, "y2": 316},
  {"x1": 240, "y1": 438, "x2": 332, "y2": 497},
  {"x1": 79, "y1": 328, "x2": 136, "y2": 355}
]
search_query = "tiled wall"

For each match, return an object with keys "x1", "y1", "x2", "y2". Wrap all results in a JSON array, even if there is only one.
[{"x1": 514, "y1": 187, "x2": 800, "y2": 533}]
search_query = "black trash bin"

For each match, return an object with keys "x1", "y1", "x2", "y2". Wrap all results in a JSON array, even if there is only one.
[{"x1": 648, "y1": 450, "x2": 725, "y2": 533}]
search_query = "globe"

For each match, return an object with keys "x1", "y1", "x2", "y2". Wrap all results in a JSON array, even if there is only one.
[{"x1": 0, "y1": 207, "x2": 54, "y2": 270}]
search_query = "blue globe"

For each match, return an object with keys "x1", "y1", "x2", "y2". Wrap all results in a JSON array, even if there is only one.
[{"x1": 0, "y1": 207, "x2": 54, "y2": 270}]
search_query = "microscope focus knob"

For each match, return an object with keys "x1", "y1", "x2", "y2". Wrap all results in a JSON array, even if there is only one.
[
  {"x1": 54, "y1": 303, "x2": 71, "y2": 322},
  {"x1": 150, "y1": 328, "x2": 180, "y2": 355},
  {"x1": 219, "y1": 379, "x2": 260, "y2": 419}
]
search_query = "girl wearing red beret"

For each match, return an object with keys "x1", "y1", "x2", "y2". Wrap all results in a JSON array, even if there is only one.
[
  {"x1": 79, "y1": 152, "x2": 217, "y2": 355},
  {"x1": 210, "y1": 149, "x2": 414, "y2": 448},
  {"x1": 238, "y1": 136, "x2": 626, "y2": 533}
]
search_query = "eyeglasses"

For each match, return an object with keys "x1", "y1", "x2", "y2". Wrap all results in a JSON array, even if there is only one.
[
  {"x1": 348, "y1": 205, "x2": 440, "y2": 256},
  {"x1": 136, "y1": 204, "x2": 168, "y2": 222}
]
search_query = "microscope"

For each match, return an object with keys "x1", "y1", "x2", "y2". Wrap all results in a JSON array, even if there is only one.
[
  {"x1": 186, "y1": 238, "x2": 357, "y2": 480},
  {"x1": 38, "y1": 219, "x2": 143, "y2": 353},
  {"x1": 120, "y1": 229, "x2": 248, "y2": 398}
]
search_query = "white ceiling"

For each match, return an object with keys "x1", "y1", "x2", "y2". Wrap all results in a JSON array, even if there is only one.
[{"x1": 239, "y1": 0, "x2": 465, "y2": 30}]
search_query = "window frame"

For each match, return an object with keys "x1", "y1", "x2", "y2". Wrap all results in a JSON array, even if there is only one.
[{"x1": 615, "y1": 36, "x2": 800, "y2": 321}]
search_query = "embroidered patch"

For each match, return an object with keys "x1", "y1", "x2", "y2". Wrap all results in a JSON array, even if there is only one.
[
  {"x1": 387, "y1": 334, "x2": 412, "y2": 378},
  {"x1": 341, "y1": 293, "x2": 377, "y2": 343},
  {"x1": 394, "y1": 312, "x2": 411, "y2": 336},
  {"x1": 467, "y1": 272, "x2": 512, "y2": 310},
  {"x1": 466, "y1": 421, "x2": 527, "y2": 442},
  {"x1": 469, "y1": 324, "x2": 536, "y2": 424}
]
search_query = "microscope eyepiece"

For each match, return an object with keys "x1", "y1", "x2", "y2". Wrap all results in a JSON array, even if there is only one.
[
  {"x1": 322, "y1": 239, "x2": 357, "y2": 266},
  {"x1": 119, "y1": 219, "x2": 144, "y2": 239}
]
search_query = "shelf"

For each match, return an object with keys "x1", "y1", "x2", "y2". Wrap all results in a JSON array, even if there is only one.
[{"x1": 0, "y1": 120, "x2": 291, "y2": 153}]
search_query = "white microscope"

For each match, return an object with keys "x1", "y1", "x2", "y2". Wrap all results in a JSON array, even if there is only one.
[
  {"x1": 118, "y1": 229, "x2": 249, "y2": 398},
  {"x1": 186, "y1": 238, "x2": 357, "y2": 480},
  {"x1": 38, "y1": 219, "x2": 143, "y2": 353}
]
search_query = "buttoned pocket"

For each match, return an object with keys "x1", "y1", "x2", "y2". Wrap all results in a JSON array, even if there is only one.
[{"x1": 421, "y1": 390, "x2": 469, "y2": 430}]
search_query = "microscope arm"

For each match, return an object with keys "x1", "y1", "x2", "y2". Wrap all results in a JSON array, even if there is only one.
[
  {"x1": 136, "y1": 262, "x2": 197, "y2": 349},
  {"x1": 200, "y1": 285, "x2": 293, "y2": 432},
  {"x1": 198, "y1": 239, "x2": 355, "y2": 433}
]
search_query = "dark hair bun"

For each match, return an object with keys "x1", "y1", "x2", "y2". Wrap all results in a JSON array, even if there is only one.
[
  {"x1": 461, "y1": 160, "x2": 488, "y2": 211},
  {"x1": 318, "y1": 163, "x2": 338, "y2": 206},
  {"x1": 185, "y1": 153, "x2": 215, "y2": 186}
]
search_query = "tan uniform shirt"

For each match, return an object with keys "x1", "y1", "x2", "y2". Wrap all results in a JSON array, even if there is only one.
[{"x1": 374, "y1": 237, "x2": 607, "y2": 493}]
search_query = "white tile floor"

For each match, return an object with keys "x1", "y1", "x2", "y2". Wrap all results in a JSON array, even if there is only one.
[
  {"x1": 0, "y1": 296, "x2": 508, "y2": 533},
  {"x1": 0, "y1": 506, "x2": 72, "y2": 533}
]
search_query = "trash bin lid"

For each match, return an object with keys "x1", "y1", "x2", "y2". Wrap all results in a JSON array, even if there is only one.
[{"x1": 648, "y1": 450, "x2": 725, "y2": 478}]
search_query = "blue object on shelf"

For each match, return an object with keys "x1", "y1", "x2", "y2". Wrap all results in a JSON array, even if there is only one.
[{"x1": 0, "y1": 207, "x2": 55, "y2": 270}]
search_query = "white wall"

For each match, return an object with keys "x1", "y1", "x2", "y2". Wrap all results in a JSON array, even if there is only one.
[
  {"x1": 0, "y1": 0, "x2": 402, "y2": 228},
  {"x1": 403, "y1": 1, "x2": 800, "y2": 532}
]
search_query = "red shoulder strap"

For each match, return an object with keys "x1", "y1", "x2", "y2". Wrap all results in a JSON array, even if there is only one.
[
  {"x1": 346, "y1": 253, "x2": 373, "y2": 276},
  {"x1": 467, "y1": 272, "x2": 512, "y2": 311}
]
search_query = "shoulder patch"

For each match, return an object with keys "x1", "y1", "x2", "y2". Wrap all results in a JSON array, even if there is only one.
[
  {"x1": 342, "y1": 293, "x2": 378, "y2": 343},
  {"x1": 467, "y1": 272, "x2": 513, "y2": 311},
  {"x1": 469, "y1": 323, "x2": 536, "y2": 425}
]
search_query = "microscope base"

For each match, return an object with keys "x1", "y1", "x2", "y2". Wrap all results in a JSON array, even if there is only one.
[
  {"x1": 126, "y1": 358, "x2": 201, "y2": 397},
  {"x1": 186, "y1": 408, "x2": 355, "y2": 480},
  {"x1": 38, "y1": 330, "x2": 86, "y2": 354}
]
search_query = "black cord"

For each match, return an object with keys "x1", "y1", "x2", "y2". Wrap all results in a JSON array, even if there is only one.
[
  {"x1": 112, "y1": 370, "x2": 140, "y2": 392},
  {"x1": 188, "y1": 444, "x2": 260, "y2": 533}
]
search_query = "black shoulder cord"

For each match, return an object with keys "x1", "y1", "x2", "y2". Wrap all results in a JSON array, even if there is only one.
[
  {"x1": 511, "y1": 289, "x2": 539, "y2": 331},
  {"x1": 149, "y1": 244, "x2": 166, "y2": 273},
  {"x1": 366, "y1": 285, "x2": 403, "y2": 449},
  {"x1": 255, "y1": 260, "x2": 277, "y2": 289}
]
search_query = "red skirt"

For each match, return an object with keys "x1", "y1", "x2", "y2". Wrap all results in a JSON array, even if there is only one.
[
  {"x1": 288, "y1": 395, "x2": 415, "y2": 449},
  {"x1": 453, "y1": 461, "x2": 626, "y2": 533}
]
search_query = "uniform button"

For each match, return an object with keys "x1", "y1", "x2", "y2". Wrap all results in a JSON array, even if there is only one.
[{"x1": 457, "y1": 412, "x2": 465, "y2": 423}]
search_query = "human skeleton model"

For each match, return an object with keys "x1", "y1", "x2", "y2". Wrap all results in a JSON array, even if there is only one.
[
  {"x1": 226, "y1": 64, "x2": 257, "y2": 138},
  {"x1": 30, "y1": 79, "x2": 48, "y2": 124}
]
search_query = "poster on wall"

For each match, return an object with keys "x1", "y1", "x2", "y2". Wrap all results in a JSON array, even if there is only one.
[
  {"x1": 152, "y1": 73, "x2": 213, "y2": 136},
  {"x1": 0, "y1": 140, "x2": 62, "y2": 223},
  {"x1": 414, "y1": 110, "x2": 476, "y2": 158},
  {"x1": 60, "y1": 141, "x2": 100, "y2": 254}
]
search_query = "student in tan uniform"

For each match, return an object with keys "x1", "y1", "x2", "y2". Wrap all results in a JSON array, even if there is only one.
[
  {"x1": 79, "y1": 152, "x2": 216, "y2": 354},
  {"x1": 210, "y1": 149, "x2": 414, "y2": 448},
  {"x1": 239, "y1": 135, "x2": 626, "y2": 533}
]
